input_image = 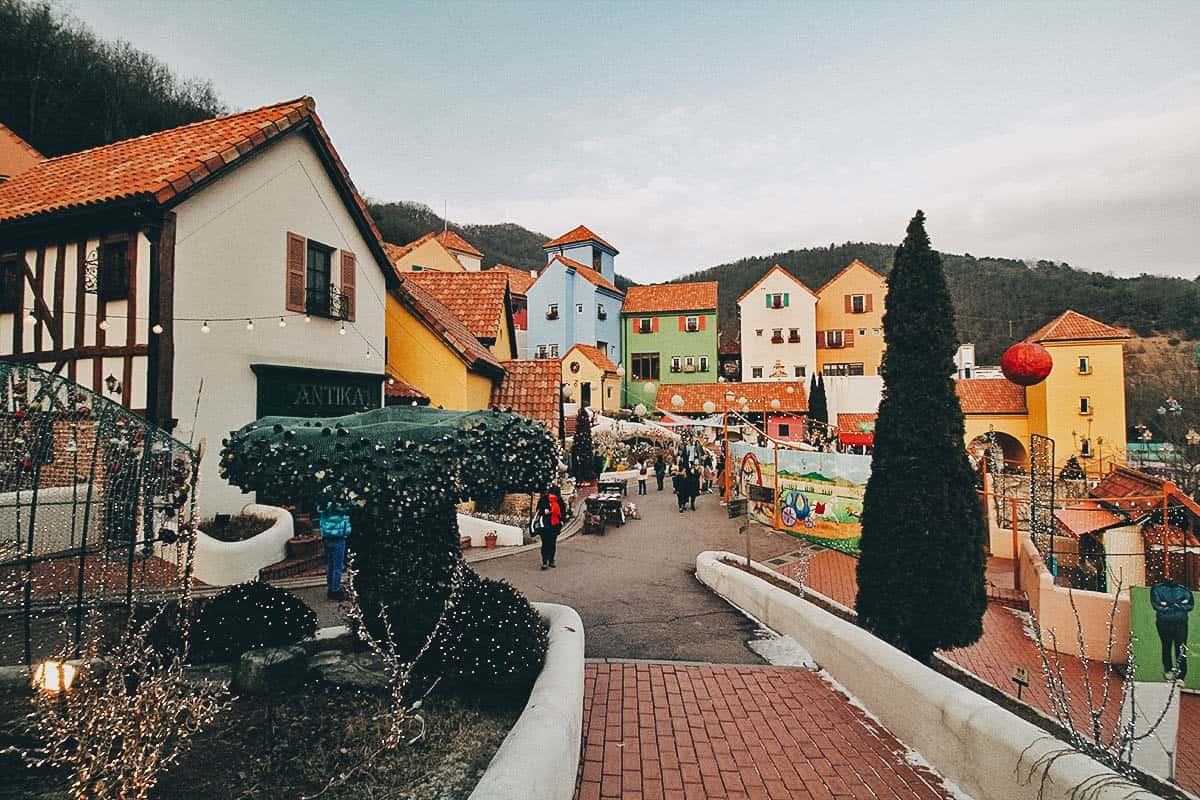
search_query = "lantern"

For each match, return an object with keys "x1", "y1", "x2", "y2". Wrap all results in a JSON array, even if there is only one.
[
  {"x1": 1000, "y1": 342, "x2": 1053, "y2": 386},
  {"x1": 643, "y1": 382, "x2": 657, "y2": 396},
  {"x1": 671, "y1": 394, "x2": 684, "y2": 409},
  {"x1": 634, "y1": 403, "x2": 647, "y2": 417},
  {"x1": 703, "y1": 400, "x2": 716, "y2": 414},
  {"x1": 770, "y1": 399, "x2": 781, "y2": 410}
]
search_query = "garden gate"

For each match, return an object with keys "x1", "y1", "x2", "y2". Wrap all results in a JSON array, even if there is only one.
[{"x1": 0, "y1": 363, "x2": 198, "y2": 665}]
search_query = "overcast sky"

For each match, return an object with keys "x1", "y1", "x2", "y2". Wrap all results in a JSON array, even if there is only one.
[{"x1": 66, "y1": 0, "x2": 1200, "y2": 281}]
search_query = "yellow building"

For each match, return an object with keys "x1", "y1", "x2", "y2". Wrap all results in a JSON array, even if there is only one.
[
  {"x1": 815, "y1": 259, "x2": 887, "y2": 376},
  {"x1": 562, "y1": 344, "x2": 621, "y2": 413},
  {"x1": 957, "y1": 310, "x2": 1128, "y2": 477},
  {"x1": 384, "y1": 230, "x2": 480, "y2": 274},
  {"x1": 407, "y1": 270, "x2": 517, "y2": 361},
  {"x1": 385, "y1": 277, "x2": 504, "y2": 410}
]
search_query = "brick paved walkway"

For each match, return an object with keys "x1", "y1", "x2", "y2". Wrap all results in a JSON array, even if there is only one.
[
  {"x1": 802, "y1": 548, "x2": 1200, "y2": 795},
  {"x1": 577, "y1": 661, "x2": 957, "y2": 800}
]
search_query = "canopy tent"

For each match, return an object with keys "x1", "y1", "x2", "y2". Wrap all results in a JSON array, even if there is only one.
[
  {"x1": 656, "y1": 410, "x2": 728, "y2": 428},
  {"x1": 566, "y1": 410, "x2": 680, "y2": 443}
]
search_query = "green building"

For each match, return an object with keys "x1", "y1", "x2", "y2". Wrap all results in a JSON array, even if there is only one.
[{"x1": 621, "y1": 281, "x2": 720, "y2": 410}]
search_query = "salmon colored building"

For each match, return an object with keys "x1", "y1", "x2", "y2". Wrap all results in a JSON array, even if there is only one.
[{"x1": 814, "y1": 259, "x2": 887, "y2": 377}]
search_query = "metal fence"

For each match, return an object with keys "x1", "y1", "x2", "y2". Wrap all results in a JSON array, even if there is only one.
[{"x1": 0, "y1": 363, "x2": 198, "y2": 665}]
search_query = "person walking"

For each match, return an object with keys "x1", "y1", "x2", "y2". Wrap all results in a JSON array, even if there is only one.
[
  {"x1": 688, "y1": 465, "x2": 701, "y2": 511},
  {"x1": 534, "y1": 485, "x2": 565, "y2": 569},
  {"x1": 317, "y1": 498, "x2": 352, "y2": 600},
  {"x1": 654, "y1": 453, "x2": 666, "y2": 491},
  {"x1": 1151, "y1": 578, "x2": 1195, "y2": 679},
  {"x1": 672, "y1": 467, "x2": 687, "y2": 513},
  {"x1": 637, "y1": 459, "x2": 649, "y2": 495}
]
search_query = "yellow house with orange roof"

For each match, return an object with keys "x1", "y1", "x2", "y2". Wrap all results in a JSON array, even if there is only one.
[
  {"x1": 384, "y1": 229, "x2": 484, "y2": 274},
  {"x1": 815, "y1": 259, "x2": 888, "y2": 377},
  {"x1": 956, "y1": 310, "x2": 1128, "y2": 478},
  {"x1": 562, "y1": 343, "x2": 621, "y2": 413}
]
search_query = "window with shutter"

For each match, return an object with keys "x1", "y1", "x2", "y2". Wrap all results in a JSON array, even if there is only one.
[
  {"x1": 286, "y1": 232, "x2": 306, "y2": 312},
  {"x1": 341, "y1": 251, "x2": 356, "y2": 322}
]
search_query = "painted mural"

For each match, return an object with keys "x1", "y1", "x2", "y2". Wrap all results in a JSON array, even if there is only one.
[{"x1": 730, "y1": 442, "x2": 872, "y2": 555}]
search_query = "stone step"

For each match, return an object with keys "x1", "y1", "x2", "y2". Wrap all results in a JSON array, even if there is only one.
[
  {"x1": 260, "y1": 553, "x2": 325, "y2": 581},
  {"x1": 286, "y1": 535, "x2": 322, "y2": 560}
]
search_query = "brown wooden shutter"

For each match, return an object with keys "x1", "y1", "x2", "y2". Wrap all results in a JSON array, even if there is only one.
[
  {"x1": 286, "y1": 233, "x2": 306, "y2": 312},
  {"x1": 844, "y1": 294, "x2": 852, "y2": 313},
  {"x1": 844, "y1": 329, "x2": 855, "y2": 347},
  {"x1": 865, "y1": 294, "x2": 874, "y2": 313},
  {"x1": 815, "y1": 331, "x2": 824, "y2": 349},
  {"x1": 340, "y1": 250, "x2": 356, "y2": 322}
]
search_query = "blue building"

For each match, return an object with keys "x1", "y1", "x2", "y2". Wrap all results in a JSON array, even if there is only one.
[{"x1": 526, "y1": 225, "x2": 624, "y2": 364}]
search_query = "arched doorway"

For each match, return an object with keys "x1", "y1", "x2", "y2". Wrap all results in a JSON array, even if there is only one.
[{"x1": 968, "y1": 432, "x2": 1027, "y2": 473}]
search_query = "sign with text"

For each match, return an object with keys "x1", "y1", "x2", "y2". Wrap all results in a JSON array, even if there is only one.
[{"x1": 252, "y1": 364, "x2": 384, "y2": 419}]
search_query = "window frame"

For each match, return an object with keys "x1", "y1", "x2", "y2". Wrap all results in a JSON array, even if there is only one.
[
  {"x1": 670, "y1": 356, "x2": 682, "y2": 373},
  {"x1": 699, "y1": 356, "x2": 709, "y2": 372},
  {"x1": 98, "y1": 238, "x2": 132, "y2": 303},
  {"x1": 637, "y1": 317, "x2": 652, "y2": 333},
  {"x1": 631, "y1": 352, "x2": 660, "y2": 381},
  {"x1": 751, "y1": 366, "x2": 764, "y2": 379},
  {"x1": 1078, "y1": 356, "x2": 1091, "y2": 375},
  {"x1": 549, "y1": 343, "x2": 559, "y2": 358},
  {"x1": 850, "y1": 294, "x2": 866, "y2": 314},
  {"x1": 824, "y1": 330, "x2": 844, "y2": 348},
  {"x1": 547, "y1": 303, "x2": 559, "y2": 320},
  {"x1": 767, "y1": 292, "x2": 784, "y2": 309},
  {"x1": 794, "y1": 365, "x2": 805, "y2": 378},
  {"x1": 1079, "y1": 396, "x2": 1091, "y2": 415},
  {"x1": 1081, "y1": 438, "x2": 1093, "y2": 458},
  {"x1": 685, "y1": 315, "x2": 700, "y2": 332},
  {"x1": 0, "y1": 255, "x2": 21, "y2": 313}
]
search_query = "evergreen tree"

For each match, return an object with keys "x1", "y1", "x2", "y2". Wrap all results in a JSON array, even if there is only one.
[
  {"x1": 855, "y1": 211, "x2": 987, "y2": 663},
  {"x1": 571, "y1": 407, "x2": 597, "y2": 483},
  {"x1": 807, "y1": 374, "x2": 829, "y2": 438}
]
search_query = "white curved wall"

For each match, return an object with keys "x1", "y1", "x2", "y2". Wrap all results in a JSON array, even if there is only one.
[
  {"x1": 162, "y1": 504, "x2": 293, "y2": 586},
  {"x1": 457, "y1": 513, "x2": 522, "y2": 547}
]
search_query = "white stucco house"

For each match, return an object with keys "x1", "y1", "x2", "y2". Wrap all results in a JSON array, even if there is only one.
[
  {"x1": 0, "y1": 97, "x2": 396, "y2": 513},
  {"x1": 737, "y1": 264, "x2": 818, "y2": 382}
]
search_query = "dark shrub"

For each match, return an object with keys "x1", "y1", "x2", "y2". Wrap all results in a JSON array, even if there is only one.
[
  {"x1": 191, "y1": 582, "x2": 317, "y2": 661},
  {"x1": 425, "y1": 573, "x2": 548, "y2": 684}
]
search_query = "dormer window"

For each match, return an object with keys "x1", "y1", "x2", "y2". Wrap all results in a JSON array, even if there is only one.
[{"x1": 593, "y1": 250, "x2": 602, "y2": 271}]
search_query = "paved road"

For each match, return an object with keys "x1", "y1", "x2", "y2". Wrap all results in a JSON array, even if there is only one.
[{"x1": 474, "y1": 481, "x2": 800, "y2": 663}]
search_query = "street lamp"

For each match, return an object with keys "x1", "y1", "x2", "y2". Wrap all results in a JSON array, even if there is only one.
[
  {"x1": 671, "y1": 394, "x2": 684, "y2": 409},
  {"x1": 725, "y1": 391, "x2": 735, "y2": 404},
  {"x1": 616, "y1": 364, "x2": 626, "y2": 378}
]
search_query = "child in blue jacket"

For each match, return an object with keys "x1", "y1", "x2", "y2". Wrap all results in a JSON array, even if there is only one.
[{"x1": 318, "y1": 501, "x2": 352, "y2": 600}]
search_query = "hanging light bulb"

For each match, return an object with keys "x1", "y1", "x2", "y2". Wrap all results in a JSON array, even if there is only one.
[
  {"x1": 200, "y1": 321, "x2": 210, "y2": 334},
  {"x1": 98, "y1": 318, "x2": 108, "y2": 331},
  {"x1": 365, "y1": 349, "x2": 371, "y2": 359},
  {"x1": 278, "y1": 317, "x2": 287, "y2": 328},
  {"x1": 304, "y1": 314, "x2": 311, "y2": 323},
  {"x1": 246, "y1": 319, "x2": 254, "y2": 331},
  {"x1": 388, "y1": 377, "x2": 396, "y2": 385},
  {"x1": 151, "y1": 323, "x2": 163, "y2": 335},
  {"x1": 339, "y1": 323, "x2": 346, "y2": 335}
]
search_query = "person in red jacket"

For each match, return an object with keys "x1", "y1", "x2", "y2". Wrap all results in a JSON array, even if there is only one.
[{"x1": 535, "y1": 485, "x2": 564, "y2": 570}]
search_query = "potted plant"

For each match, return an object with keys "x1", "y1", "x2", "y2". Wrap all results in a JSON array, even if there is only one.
[{"x1": 484, "y1": 530, "x2": 498, "y2": 549}]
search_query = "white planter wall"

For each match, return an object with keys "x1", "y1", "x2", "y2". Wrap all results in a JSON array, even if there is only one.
[
  {"x1": 162, "y1": 504, "x2": 293, "y2": 586},
  {"x1": 457, "y1": 514, "x2": 523, "y2": 547}
]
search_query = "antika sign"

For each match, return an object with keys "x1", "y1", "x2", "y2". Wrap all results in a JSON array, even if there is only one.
[{"x1": 251, "y1": 364, "x2": 384, "y2": 419}]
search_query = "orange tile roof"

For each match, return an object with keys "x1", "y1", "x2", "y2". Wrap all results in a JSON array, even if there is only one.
[
  {"x1": 1053, "y1": 500, "x2": 1125, "y2": 538},
  {"x1": 543, "y1": 224, "x2": 618, "y2": 254},
  {"x1": 1142, "y1": 524, "x2": 1200, "y2": 549},
  {"x1": 384, "y1": 376, "x2": 430, "y2": 403},
  {"x1": 1025, "y1": 310, "x2": 1128, "y2": 344},
  {"x1": 737, "y1": 264, "x2": 818, "y2": 303},
  {"x1": 837, "y1": 413, "x2": 877, "y2": 433},
  {"x1": 393, "y1": 276, "x2": 503, "y2": 376},
  {"x1": 565, "y1": 343, "x2": 618, "y2": 374},
  {"x1": 658, "y1": 381, "x2": 808, "y2": 414},
  {"x1": 0, "y1": 122, "x2": 43, "y2": 179},
  {"x1": 623, "y1": 281, "x2": 718, "y2": 314},
  {"x1": 435, "y1": 229, "x2": 484, "y2": 257},
  {"x1": 489, "y1": 263, "x2": 537, "y2": 296},
  {"x1": 491, "y1": 359, "x2": 562, "y2": 438},
  {"x1": 382, "y1": 233, "x2": 437, "y2": 263},
  {"x1": 408, "y1": 270, "x2": 509, "y2": 342},
  {"x1": 549, "y1": 254, "x2": 623, "y2": 295},
  {"x1": 955, "y1": 378, "x2": 1027, "y2": 414},
  {"x1": 816, "y1": 259, "x2": 886, "y2": 295},
  {"x1": 1090, "y1": 466, "x2": 1167, "y2": 515}
]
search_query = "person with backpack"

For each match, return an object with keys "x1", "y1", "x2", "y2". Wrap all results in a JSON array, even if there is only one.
[
  {"x1": 317, "y1": 498, "x2": 352, "y2": 600},
  {"x1": 637, "y1": 459, "x2": 649, "y2": 495},
  {"x1": 534, "y1": 485, "x2": 565, "y2": 570}
]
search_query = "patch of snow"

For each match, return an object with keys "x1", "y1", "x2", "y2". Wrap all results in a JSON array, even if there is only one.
[
  {"x1": 817, "y1": 668, "x2": 884, "y2": 735},
  {"x1": 747, "y1": 633, "x2": 816, "y2": 668},
  {"x1": 903, "y1": 748, "x2": 976, "y2": 800},
  {"x1": 1007, "y1": 606, "x2": 1038, "y2": 643}
]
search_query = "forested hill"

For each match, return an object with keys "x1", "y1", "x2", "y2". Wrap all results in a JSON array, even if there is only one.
[
  {"x1": 1, "y1": 0, "x2": 225, "y2": 158},
  {"x1": 677, "y1": 243, "x2": 1200, "y2": 363}
]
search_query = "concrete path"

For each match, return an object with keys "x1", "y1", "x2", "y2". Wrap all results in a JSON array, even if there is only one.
[{"x1": 474, "y1": 482, "x2": 801, "y2": 663}]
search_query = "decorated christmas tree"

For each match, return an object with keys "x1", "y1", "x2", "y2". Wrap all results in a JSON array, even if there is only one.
[
  {"x1": 571, "y1": 406, "x2": 597, "y2": 483},
  {"x1": 856, "y1": 211, "x2": 987, "y2": 663},
  {"x1": 220, "y1": 407, "x2": 557, "y2": 681}
]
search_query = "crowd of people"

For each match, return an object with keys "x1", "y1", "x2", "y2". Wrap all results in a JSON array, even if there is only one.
[{"x1": 630, "y1": 436, "x2": 725, "y2": 513}]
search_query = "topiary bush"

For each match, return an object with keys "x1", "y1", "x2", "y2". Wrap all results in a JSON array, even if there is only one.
[
  {"x1": 190, "y1": 581, "x2": 317, "y2": 661},
  {"x1": 218, "y1": 407, "x2": 556, "y2": 681}
]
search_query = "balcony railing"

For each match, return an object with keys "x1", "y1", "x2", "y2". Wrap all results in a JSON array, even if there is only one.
[
  {"x1": 307, "y1": 285, "x2": 350, "y2": 320},
  {"x1": 771, "y1": 335, "x2": 784, "y2": 344}
]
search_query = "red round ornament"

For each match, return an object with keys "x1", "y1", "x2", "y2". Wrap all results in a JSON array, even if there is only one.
[{"x1": 1000, "y1": 342, "x2": 1053, "y2": 386}]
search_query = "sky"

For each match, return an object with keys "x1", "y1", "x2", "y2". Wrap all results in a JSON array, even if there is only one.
[{"x1": 65, "y1": 0, "x2": 1200, "y2": 281}]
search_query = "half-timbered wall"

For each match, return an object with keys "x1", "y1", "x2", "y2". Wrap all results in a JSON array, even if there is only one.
[{"x1": 0, "y1": 232, "x2": 152, "y2": 410}]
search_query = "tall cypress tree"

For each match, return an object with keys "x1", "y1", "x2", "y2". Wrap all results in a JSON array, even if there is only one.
[
  {"x1": 808, "y1": 374, "x2": 828, "y2": 433},
  {"x1": 855, "y1": 211, "x2": 987, "y2": 663},
  {"x1": 571, "y1": 407, "x2": 597, "y2": 483}
]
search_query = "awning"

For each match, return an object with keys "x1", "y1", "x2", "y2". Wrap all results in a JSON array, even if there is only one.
[{"x1": 839, "y1": 432, "x2": 874, "y2": 446}]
